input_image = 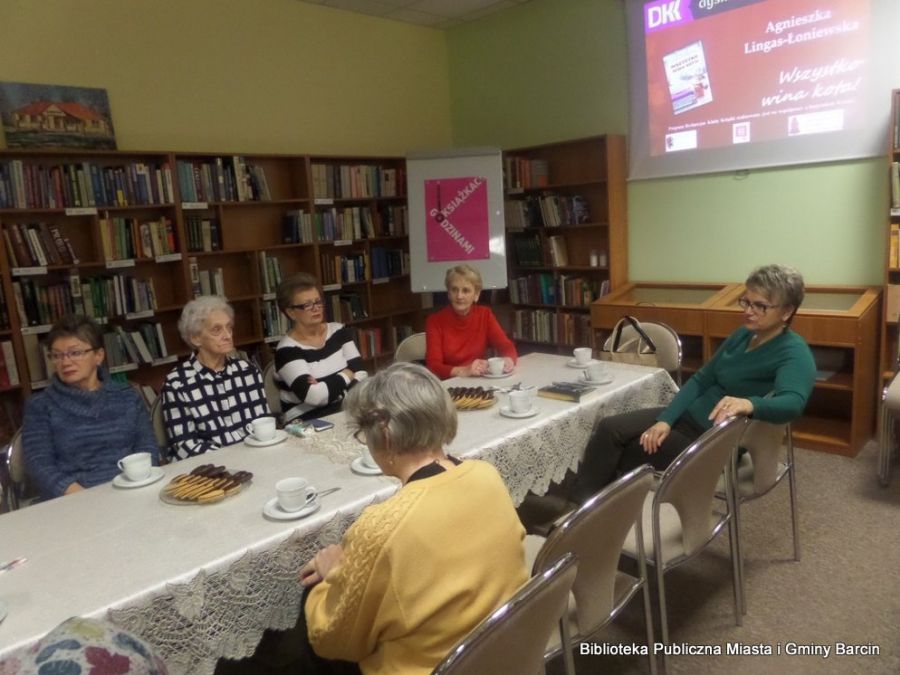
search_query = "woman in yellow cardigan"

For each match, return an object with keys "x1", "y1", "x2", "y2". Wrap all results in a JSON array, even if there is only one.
[{"x1": 299, "y1": 362, "x2": 528, "y2": 674}]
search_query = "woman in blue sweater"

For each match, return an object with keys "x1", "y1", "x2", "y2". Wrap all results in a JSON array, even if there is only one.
[{"x1": 22, "y1": 315, "x2": 158, "y2": 500}]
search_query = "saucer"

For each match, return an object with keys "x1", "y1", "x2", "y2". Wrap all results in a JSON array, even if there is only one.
[
  {"x1": 112, "y1": 466, "x2": 166, "y2": 489},
  {"x1": 499, "y1": 405, "x2": 539, "y2": 419},
  {"x1": 566, "y1": 359, "x2": 591, "y2": 369},
  {"x1": 483, "y1": 371, "x2": 512, "y2": 379},
  {"x1": 245, "y1": 429, "x2": 289, "y2": 447},
  {"x1": 351, "y1": 457, "x2": 383, "y2": 476},
  {"x1": 0, "y1": 599, "x2": 7, "y2": 624},
  {"x1": 263, "y1": 497, "x2": 321, "y2": 521},
  {"x1": 581, "y1": 371, "x2": 614, "y2": 385}
]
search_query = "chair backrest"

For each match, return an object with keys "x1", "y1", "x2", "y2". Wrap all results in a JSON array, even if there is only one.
[
  {"x1": 262, "y1": 361, "x2": 281, "y2": 415},
  {"x1": 432, "y1": 553, "x2": 578, "y2": 675},
  {"x1": 149, "y1": 396, "x2": 168, "y2": 463},
  {"x1": 394, "y1": 332, "x2": 426, "y2": 363},
  {"x1": 603, "y1": 320, "x2": 682, "y2": 383},
  {"x1": 740, "y1": 419, "x2": 788, "y2": 494},
  {"x1": 656, "y1": 415, "x2": 747, "y2": 554},
  {"x1": 4, "y1": 429, "x2": 27, "y2": 509},
  {"x1": 532, "y1": 465, "x2": 654, "y2": 632}
]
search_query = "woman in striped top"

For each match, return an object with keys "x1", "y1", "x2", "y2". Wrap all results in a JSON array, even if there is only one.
[{"x1": 274, "y1": 273, "x2": 367, "y2": 422}]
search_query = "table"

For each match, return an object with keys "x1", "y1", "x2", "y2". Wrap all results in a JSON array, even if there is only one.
[{"x1": 0, "y1": 354, "x2": 675, "y2": 674}]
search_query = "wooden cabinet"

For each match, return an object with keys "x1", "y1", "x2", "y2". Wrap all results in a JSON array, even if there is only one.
[
  {"x1": 591, "y1": 282, "x2": 881, "y2": 456},
  {"x1": 501, "y1": 135, "x2": 627, "y2": 353},
  {"x1": 0, "y1": 148, "x2": 423, "y2": 442}
]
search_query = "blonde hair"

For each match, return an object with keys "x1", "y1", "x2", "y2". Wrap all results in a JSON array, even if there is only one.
[{"x1": 444, "y1": 264, "x2": 483, "y2": 293}]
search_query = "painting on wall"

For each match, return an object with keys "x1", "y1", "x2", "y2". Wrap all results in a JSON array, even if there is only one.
[{"x1": 0, "y1": 81, "x2": 117, "y2": 150}]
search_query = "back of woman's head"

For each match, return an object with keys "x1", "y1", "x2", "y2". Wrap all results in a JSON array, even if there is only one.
[{"x1": 345, "y1": 362, "x2": 457, "y2": 455}]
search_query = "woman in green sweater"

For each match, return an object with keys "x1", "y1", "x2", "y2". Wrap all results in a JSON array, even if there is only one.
[{"x1": 571, "y1": 264, "x2": 816, "y2": 502}]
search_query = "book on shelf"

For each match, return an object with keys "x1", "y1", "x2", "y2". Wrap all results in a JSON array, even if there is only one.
[
  {"x1": 547, "y1": 235, "x2": 569, "y2": 267},
  {"x1": 258, "y1": 251, "x2": 284, "y2": 294},
  {"x1": 282, "y1": 210, "x2": 313, "y2": 244},
  {"x1": 887, "y1": 284, "x2": 900, "y2": 323},
  {"x1": 891, "y1": 224, "x2": 900, "y2": 269},
  {"x1": 892, "y1": 162, "x2": 900, "y2": 210},
  {"x1": 537, "y1": 381, "x2": 598, "y2": 403},
  {"x1": 1, "y1": 341, "x2": 19, "y2": 386}
]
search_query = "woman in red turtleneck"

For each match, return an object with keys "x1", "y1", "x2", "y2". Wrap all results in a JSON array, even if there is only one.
[{"x1": 425, "y1": 264, "x2": 518, "y2": 379}]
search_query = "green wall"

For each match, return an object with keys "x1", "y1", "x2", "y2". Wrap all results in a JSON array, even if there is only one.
[
  {"x1": 447, "y1": 0, "x2": 887, "y2": 285},
  {"x1": 0, "y1": 0, "x2": 452, "y2": 156}
]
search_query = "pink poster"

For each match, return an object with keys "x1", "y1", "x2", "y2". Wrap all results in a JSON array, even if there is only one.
[{"x1": 424, "y1": 176, "x2": 490, "y2": 262}]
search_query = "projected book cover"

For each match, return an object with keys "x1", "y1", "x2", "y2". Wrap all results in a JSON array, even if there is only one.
[{"x1": 663, "y1": 41, "x2": 713, "y2": 115}]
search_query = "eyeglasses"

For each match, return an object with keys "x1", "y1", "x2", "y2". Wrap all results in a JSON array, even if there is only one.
[
  {"x1": 289, "y1": 299, "x2": 324, "y2": 312},
  {"x1": 737, "y1": 297, "x2": 781, "y2": 314},
  {"x1": 48, "y1": 348, "x2": 97, "y2": 363}
]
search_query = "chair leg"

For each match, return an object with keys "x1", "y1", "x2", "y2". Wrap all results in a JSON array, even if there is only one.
[
  {"x1": 559, "y1": 615, "x2": 575, "y2": 675},
  {"x1": 786, "y1": 434, "x2": 801, "y2": 562},
  {"x1": 655, "y1": 562, "x2": 669, "y2": 674},
  {"x1": 640, "y1": 580, "x2": 658, "y2": 675},
  {"x1": 728, "y1": 511, "x2": 744, "y2": 626}
]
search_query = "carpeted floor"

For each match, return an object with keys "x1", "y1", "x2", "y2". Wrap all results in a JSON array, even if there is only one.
[{"x1": 547, "y1": 440, "x2": 900, "y2": 675}]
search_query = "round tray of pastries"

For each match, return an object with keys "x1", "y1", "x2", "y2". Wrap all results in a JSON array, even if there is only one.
[
  {"x1": 447, "y1": 386, "x2": 496, "y2": 411},
  {"x1": 159, "y1": 464, "x2": 253, "y2": 505}
]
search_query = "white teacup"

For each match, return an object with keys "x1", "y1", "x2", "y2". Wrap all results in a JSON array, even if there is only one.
[
  {"x1": 585, "y1": 362, "x2": 610, "y2": 382},
  {"x1": 508, "y1": 389, "x2": 532, "y2": 414},
  {"x1": 118, "y1": 452, "x2": 152, "y2": 482},
  {"x1": 487, "y1": 357, "x2": 505, "y2": 376},
  {"x1": 573, "y1": 347, "x2": 592, "y2": 365},
  {"x1": 360, "y1": 448, "x2": 379, "y2": 469},
  {"x1": 275, "y1": 477, "x2": 318, "y2": 512},
  {"x1": 246, "y1": 416, "x2": 277, "y2": 442}
]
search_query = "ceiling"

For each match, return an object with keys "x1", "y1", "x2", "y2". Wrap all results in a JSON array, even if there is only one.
[{"x1": 299, "y1": 0, "x2": 532, "y2": 29}]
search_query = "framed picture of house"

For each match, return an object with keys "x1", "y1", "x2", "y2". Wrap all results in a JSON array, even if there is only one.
[{"x1": 0, "y1": 81, "x2": 117, "y2": 150}]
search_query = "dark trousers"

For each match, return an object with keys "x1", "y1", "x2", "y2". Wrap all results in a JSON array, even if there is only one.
[{"x1": 570, "y1": 407, "x2": 706, "y2": 504}]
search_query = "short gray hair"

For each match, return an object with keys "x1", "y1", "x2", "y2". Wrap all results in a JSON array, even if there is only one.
[
  {"x1": 445, "y1": 264, "x2": 483, "y2": 294},
  {"x1": 178, "y1": 296, "x2": 235, "y2": 346},
  {"x1": 344, "y1": 362, "x2": 457, "y2": 456},
  {"x1": 745, "y1": 264, "x2": 805, "y2": 321}
]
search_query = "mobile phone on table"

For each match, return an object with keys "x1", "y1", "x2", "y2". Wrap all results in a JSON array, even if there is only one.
[{"x1": 308, "y1": 418, "x2": 335, "y2": 432}]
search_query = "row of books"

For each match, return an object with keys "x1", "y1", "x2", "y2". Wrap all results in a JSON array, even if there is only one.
[
  {"x1": 370, "y1": 247, "x2": 408, "y2": 279},
  {"x1": 0, "y1": 341, "x2": 19, "y2": 388},
  {"x1": 185, "y1": 216, "x2": 223, "y2": 252},
  {"x1": 3, "y1": 222, "x2": 79, "y2": 268},
  {"x1": 311, "y1": 164, "x2": 404, "y2": 200},
  {"x1": 891, "y1": 162, "x2": 899, "y2": 210},
  {"x1": 258, "y1": 251, "x2": 284, "y2": 295},
  {"x1": 262, "y1": 300, "x2": 290, "y2": 340},
  {"x1": 188, "y1": 260, "x2": 225, "y2": 298},
  {"x1": 890, "y1": 223, "x2": 900, "y2": 269},
  {"x1": 328, "y1": 292, "x2": 367, "y2": 323},
  {"x1": 0, "y1": 290, "x2": 10, "y2": 330},
  {"x1": 320, "y1": 253, "x2": 369, "y2": 286},
  {"x1": 512, "y1": 309, "x2": 592, "y2": 346},
  {"x1": 99, "y1": 216, "x2": 178, "y2": 261},
  {"x1": 0, "y1": 160, "x2": 176, "y2": 209},
  {"x1": 509, "y1": 274, "x2": 606, "y2": 307},
  {"x1": 176, "y1": 156, "x2": 271, "y2": 203},
  {"x1": 316, "y1": 204, "x2": 409, "y2": 241},
  {"x1": 511, "y1": 232, "x2": 544, "y2": 267},
  {"x1": 504, "y1": 157, "x2": 549, "y2": 191},
  {"x1": 354, "y1": 326, "x2": 383, "y2": 359},
  {"x1": 504, "y1": 193, "x2": 592, "y2": 230},
  {"x1": 13, "y1": 274, "x2": 158, "y2": 327},
  {"x1": 283, "y1": 210, "x2": 314, "y2": 244}
]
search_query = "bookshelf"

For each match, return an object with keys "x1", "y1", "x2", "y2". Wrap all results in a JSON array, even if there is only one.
[
  {"x1": 882, "y1": 89, "x2": 900, "y2": 382},
  {"x1": 0, "y1": 148, "x2": 422, "y2": 442},
  {"x1": 502, "y1": 135, "x2": 627, "y2": 354},
  {"x1": 591, "y1": 281, "x2": 880, "y2": 456}
]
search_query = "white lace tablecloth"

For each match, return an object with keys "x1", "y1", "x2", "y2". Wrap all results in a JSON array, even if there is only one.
[{"x1": 0, "y1": 354, "x2": 675, "y2": 674}]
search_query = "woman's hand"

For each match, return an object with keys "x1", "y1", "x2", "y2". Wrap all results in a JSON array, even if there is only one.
[
  {"x1": 708, "y1": 396, "x2": 753, "y2": 426},
  {"x1": 640, "y1": 422, "x2": 671, "y2": 454},
  {"x1": 470, "y1": 359, "x2": 488, "y2": 376},
  {"x1": 502, "y1": 357, "x2": 515, "y2": 373},
  {"x1": 64, "y1": 482, "x2": 84, "y2": 495},
  {"x1": 299, "y1": 544, "x2": 344, "y2": 587}
]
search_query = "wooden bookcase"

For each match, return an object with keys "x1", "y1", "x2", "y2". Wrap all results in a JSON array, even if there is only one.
[
  {"x1": 0, "y1": 148, "x2": 421, "y2": 441},
  {"x1": 501, "y1": 135, "x2": 627, "y2": 354},
  {"x1": 591, "y1": 281, "x2": 881, "y2": 456},
  {"x1": 881, "y1": 88, "x2": 900, "y2": 383}
]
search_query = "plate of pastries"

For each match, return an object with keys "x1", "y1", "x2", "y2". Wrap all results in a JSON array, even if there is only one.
[
  {"x1": 447, "y1": 386, "x2": 496, "y2": 411},
  {"x1": 159, "y1": 464, "x2": 253, "y2": 505}
]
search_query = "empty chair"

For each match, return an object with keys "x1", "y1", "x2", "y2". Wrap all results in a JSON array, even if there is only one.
[
  {"x1": 717, "y1": 420, "x2": 800, "y2": 563},
  {"x1": 525, "y1": 464, "x2": 657, "y2": 675},
  {"x1": 262, "y1": 361, "x2": 282, "y2": 418},
  {"x1": 622, "y1": 415, "x2": 747, "y2": 669},
  {"x1": 432, "y1": 553, "x2": 578, "y2": 675},
  {"x1": 603, "y1": 319, "x2": 683, "y2": 385},
  {"x1": 394, "y1": 332, "x2": 426, "y2": 363},
  {"x1": 880, "y1": 370, "x2": 900, "y2": 486}
]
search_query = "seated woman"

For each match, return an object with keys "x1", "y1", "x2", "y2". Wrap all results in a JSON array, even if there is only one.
[
  {"x1": 22, "y1": 315, "x2": 157, "y2": 499},
  {"x1": 161, "y1": 296, "x2": 270, "y2": 460},
  {"x1": 274, "y1": 273, "x2": 366, "y2": 422},
  {"x1": 570, "y1": 264, "x2": 817, "y2": 503},
  {"x1": 298, "y1": 362, "x2": 528, "y2": 674},
  {"x1": 425, "y1": 264, "x2": 517, "y2": 379}
]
